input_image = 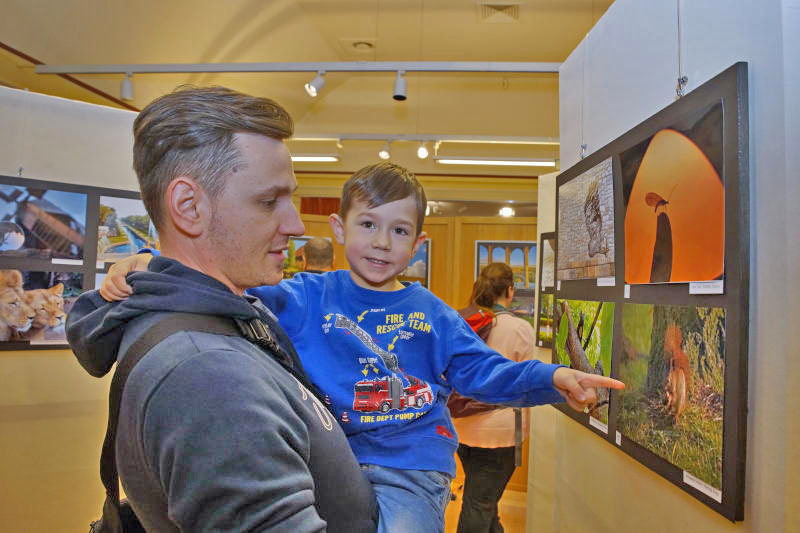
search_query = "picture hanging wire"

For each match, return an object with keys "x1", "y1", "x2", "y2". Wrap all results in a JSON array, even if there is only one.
[
  {"x1": 676, "y1": 0, "x2": 688, "y2": 98},
  {"x1": 579, "y1": 30, "x2": 588, "y2": 160}
]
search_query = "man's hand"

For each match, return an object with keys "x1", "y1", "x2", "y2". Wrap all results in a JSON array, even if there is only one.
[
  {"x1": 552, "y1": 367, "x2": 625, "y2": 412},
  {"x1": 99, "y1": 253, "x2": 154, "y2": 301}
]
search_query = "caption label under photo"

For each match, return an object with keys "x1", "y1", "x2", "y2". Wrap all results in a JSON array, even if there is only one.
[{"x1": 683, "y1": 471, "x2": 722, "y2": 503}]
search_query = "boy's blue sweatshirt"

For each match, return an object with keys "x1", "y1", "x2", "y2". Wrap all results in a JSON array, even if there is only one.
[{"x1": 249, "y1": 270, "x2": 564, "y2": 476}]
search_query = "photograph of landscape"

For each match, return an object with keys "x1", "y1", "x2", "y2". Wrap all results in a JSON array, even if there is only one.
[
  {"x1": 475, "y1": 240, "x2": 537, "y2": 325},
  {"x1": 97, "y1": 196, "x2": 159, "y2": 264}
]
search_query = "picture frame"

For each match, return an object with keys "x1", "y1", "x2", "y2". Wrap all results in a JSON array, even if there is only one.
[
  {"x1": 399, "y1": 238, "x2": 431, "y2": 288},
  {"x1": 551, "y1": 62, "x2": 748, "y2": 520},
  {"x1": 475, "y1": 240, "x2": 537, "y2": 327}
]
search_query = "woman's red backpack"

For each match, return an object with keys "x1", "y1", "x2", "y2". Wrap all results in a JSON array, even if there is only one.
[{"x1": 446, "y1": 305, "x2": 509, "y2": 418}]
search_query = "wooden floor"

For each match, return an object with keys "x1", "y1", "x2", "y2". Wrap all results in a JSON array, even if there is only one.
[{"x1": 445, "y1": 481, "x2": 527, "y2": 533}]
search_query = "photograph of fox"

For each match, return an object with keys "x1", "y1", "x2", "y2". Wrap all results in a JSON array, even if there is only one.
[{"x1": 619, "y1": 303, "x2": 725, "y2": 489}]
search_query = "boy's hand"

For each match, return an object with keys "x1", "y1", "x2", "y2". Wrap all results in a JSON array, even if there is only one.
[
  {"x1": 99, "y1": 253, "x2": 154, "y2": 301},
  {"x1": 552, "y1": 367, "x2": 625, "y2": 412}
]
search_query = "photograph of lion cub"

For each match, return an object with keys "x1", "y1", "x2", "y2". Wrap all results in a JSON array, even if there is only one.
[
  {"x1": 0, "y1": 269, "x2": 82, "y2": 345},
  {"x1": 618, "y1": 303, "x2": 725, "y2": 491}
]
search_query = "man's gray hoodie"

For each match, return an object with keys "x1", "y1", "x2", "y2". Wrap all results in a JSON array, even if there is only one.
[{"x1": 67, "y1": 256, "x2": 377, "y2": 532}]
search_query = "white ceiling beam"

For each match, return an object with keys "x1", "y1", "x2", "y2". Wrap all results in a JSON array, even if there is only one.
[
  {"x1": 291, "y1": 134, "x2": 559, "y2": 145},
  {"x1": 35, "y1": 61, "x2": 560, "y2": 75}
]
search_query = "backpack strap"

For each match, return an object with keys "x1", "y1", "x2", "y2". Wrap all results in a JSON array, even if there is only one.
[{"x1": 98, "y1": 312, "x2": 318, "y2": 532}]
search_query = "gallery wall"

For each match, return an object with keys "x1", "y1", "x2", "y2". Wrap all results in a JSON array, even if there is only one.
[{"x1": 529, "y1": 0, "x2": 798, "y2": 532}]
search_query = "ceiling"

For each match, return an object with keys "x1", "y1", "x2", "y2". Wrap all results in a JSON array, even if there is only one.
[{"x1": 0, "y1": 0, "x2": 613, "y2": 190}]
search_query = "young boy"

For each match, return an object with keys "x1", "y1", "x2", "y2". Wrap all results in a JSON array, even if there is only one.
[{"x1": 97, "y1": 162, "x2": 623, "y2": 532}]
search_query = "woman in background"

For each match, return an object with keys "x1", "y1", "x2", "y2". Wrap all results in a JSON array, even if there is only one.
[{"x1": 454, "y1": 262, "x2": 536, "y2": 533}]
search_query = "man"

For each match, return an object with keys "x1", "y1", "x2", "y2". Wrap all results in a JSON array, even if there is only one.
[
  {"x1": 301, "y1": 237, "x2": 334, "y2": 273},
  {"x1": 66, "y1": 87, "x2": 377, "y2": 532}
]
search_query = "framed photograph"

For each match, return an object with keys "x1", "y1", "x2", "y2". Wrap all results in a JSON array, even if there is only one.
[
  {"x1": 539, "y1": 232, "x2": 556, "y2": 290},
  {"x1": 550, "y1": 63, "x2": 748, "y2": 520},
  {"x1": 556, "y1": 157, "x2": 615, "y2": 282},
  {"x1": 553, "y1": 298, "x2": 615, "y2": 427},
  {"x1": 0, "y1": 177, "x2": 87, "y2": 264},
  {"x1": 283, "y1": 236, "x2": 334, "y2": 278},
  {"x1": 618, "y1": 303, "x2": 725, "y2": 497},
  {"x1": 0, "y1": 269, "x2": 84, "y2": 348},
  {"x1": 475, "y1": 240, "x2": 537, "y2": 327},
  {"x1": 536, "y1": 292, "x2": 554, "y2": 348},
  {"x1": 97, "y1": 195, "x2": 159, "y2": 266},
  {"x1": 621, "y1": 102, "x2": 724, "y2": 284},
  {"x1": 399, "y1": 238, "x2": 431, "y2": 288}
]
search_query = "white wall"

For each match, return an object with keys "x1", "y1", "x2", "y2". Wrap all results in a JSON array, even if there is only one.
[
  {"x1": 529, "y1": 0, "x2": 797, "y2": 532},
  {"x1": 0, "y1": 86, "x2": 138, "y2": 189},
  {"x1": 0, "y1": 87, "x2": 140, "y2": 531}
]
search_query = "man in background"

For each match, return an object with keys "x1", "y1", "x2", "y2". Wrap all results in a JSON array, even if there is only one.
[{"x1": 302, "y1": 236, "x2": 335, "y2": 273}]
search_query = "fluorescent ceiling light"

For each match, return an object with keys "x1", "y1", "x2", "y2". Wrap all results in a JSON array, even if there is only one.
[
  {"x1": 498, "y1": 206, "x2": 515, "y2": 217},
  {"x1": 291, "y1": 155, "x2": 339, "y2": 162},
  {"x1": 434, "y1": 157, "x2": 557, "y2": 167}
]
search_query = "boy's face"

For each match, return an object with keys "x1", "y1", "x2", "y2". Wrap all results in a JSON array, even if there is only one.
[{"x1": 330, "y1": 195, "x2": 426, "y2": 292}]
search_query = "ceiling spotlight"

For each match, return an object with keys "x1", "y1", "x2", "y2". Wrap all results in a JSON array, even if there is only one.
[
  {"x1": 120, "y1": 72, "x2": 134, "y2": 101},
  {"x1": 304, "y1": 71, "x2": 326, "y2": 97},
  {"x1": 378, "y1": 141, "x2": 391, "y2": 160},
  {"x1": 416, "y1": 142, "x2": 429, "y2": 159},
  {"x1": 393, "y1": 71, "x2": 407, "y2": 101},
  {"x1": 499, "y1": 206, "x2": 515, "y2": 218}
]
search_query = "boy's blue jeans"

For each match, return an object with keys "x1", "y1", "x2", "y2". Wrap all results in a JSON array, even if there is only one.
[{"x1": 360, "y1": 463, "x2": 452, "y2": 533}]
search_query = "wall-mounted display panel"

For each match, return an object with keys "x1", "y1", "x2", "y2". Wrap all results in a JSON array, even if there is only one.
[{"x1": 550, "y1": 63, "x2": 748, "y2": 521}]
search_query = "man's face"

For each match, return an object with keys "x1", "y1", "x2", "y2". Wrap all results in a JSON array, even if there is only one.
[
  {"x1": 334, "y1": 195, "x2": 425, "y2": 292},
  {"x1": 207, "y1": 133, "x2": 304, "y2": 293}
]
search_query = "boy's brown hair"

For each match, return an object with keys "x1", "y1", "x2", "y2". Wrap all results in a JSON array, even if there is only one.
[
  {"x1": 132, "y1": 85, "x2": 293, "y2": 231},
  {"x1": 339, "y1": 162, "x2": 427, "y2": 236}
]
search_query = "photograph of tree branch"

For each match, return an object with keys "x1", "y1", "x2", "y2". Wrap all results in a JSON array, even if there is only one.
[{"x1": 554, "y1": 298, "x2": 615, "y2": 424}]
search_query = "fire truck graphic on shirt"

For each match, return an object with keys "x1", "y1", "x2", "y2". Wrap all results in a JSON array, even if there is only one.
[{"x1": 330, "y1": 313, "x2": 434, "y2": 413}]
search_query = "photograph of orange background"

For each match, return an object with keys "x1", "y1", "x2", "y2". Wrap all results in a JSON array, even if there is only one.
[{"x1": 621, "y1": 102, "x2": 725, "y2": 284}]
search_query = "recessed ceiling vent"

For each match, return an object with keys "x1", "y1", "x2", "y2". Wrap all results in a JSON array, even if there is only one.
[{"x1": 477, "y1": 1, "x2": 522, "y2": 23}]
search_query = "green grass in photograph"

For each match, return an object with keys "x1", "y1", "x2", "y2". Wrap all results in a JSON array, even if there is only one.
[{"x1": 618, "y1": 303, "x2": 725, "y2": 489}]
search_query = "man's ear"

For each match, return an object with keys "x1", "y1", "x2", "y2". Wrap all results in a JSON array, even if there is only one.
[
  {"x1": 329, "y1": 213, "x2": 346, "y2": 245},
  {"x1": 165, "y1": 177, "x2": 209, "y2": 237},
  {"x1": 411, "y1": 231, "x2": 428, "y2": 256}
]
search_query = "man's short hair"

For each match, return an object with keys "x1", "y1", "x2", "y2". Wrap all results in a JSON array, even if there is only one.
[
  {"x1": 132, "y1": 86, "x2": 294, "y2": 230},
  {"x1": 304, "y1": 237, "x2": 334, "y2": 269},
  {"x1": 339, "y1": 162, "x2": 427, "y2": 236}
]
